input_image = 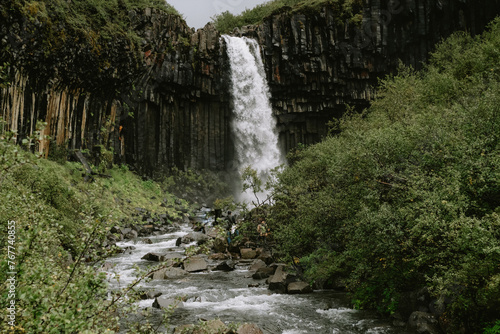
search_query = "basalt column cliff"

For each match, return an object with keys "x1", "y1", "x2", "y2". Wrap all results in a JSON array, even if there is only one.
[
  {"x1": 0, "y1": 4, "x2": 232, "y2": 175},
  {"x1": 238, "y1": 0, "x2": 500, "y2": 151},
  {"x1": 1, "y1": 1, "x2": 500, "y2": 175}
]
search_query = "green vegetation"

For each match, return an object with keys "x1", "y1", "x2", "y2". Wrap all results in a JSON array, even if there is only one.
[
  {"x1": 212, "y1": 0, "x2": 362, "y2": 33},
  {"x1": 269, "y1": 19, "x2": 500, "y2": 333},
  {"x1": 162, "y1": 167, "x2": 232, "y2": 205},
  {"x1": 13, "y1": 0, "x2": 180, "y2": 38},
  {"x1": 0, "y1": 120, "x2": 187, "y2": 333},
  {"x1": 0, "y1": 0, "x2": 182, "y2": 92}
]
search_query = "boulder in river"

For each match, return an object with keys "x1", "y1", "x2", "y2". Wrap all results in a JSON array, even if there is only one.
[
  {"x1": 183, "y1": 256, "x2": 208, "y2": 272},
  {"x1": 99, "y1": 262, "x2": 115, "y2": 272},
  {"x1": 124, "y1": 229, "x2": 138, "y2": 240},
  {"x1": 408, "y1": 311, "x2": 441, "y2": 334},
  {"x1": 237, "y1": 323, "x2": 264, "y2": 334},
  {"x1": 152, "y1": 296, "x2": 183, "y2": 309},
  {"x1": 181, "y1": 232, "x2": 210, "y2": 245},
  {"x1": 149, "y1": 268, "x2": 168, "y2": 280},
  {"x1": 240, "y1": 248, "x2": 257, "y2": 259},
  {"x1": 256, "y1": 249, "x2": 273, "y2": 264},
  {"x1": 164, "y1": 267, "x2": 188, "y2": 279},
  {"x1": 249, "y1": 259, "x2": 266, "y2": 271},
  {"x1": 287, "y1": 281, "x2": 313, "y2": 294},
  {"x1": 141, "y1": 252, "x2": 165, "y2": 262},
  {"x1": 252, "y1": 267, "x2": 275, "y2": 280},
  {"x1": 268, "y1": 265, "x2": 288, "y2": 293},
  {"x1": 139, "y1": 290, "x2": 162, "y2": 300},
  {"x1": 213, "y1": 260, "x2": 236, "y2": 272},
  {"x1": 149, "y1": 267, "x2": 188, "y2": 280}
]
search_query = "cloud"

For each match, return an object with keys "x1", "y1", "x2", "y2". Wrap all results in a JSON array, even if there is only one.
[{"x1": 167, "y1": 0, "x2": 271, "y2": 29}]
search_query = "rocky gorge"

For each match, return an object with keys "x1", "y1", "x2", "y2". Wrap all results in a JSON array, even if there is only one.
[{"x1": 2, "y1": 0, "x2": 500, "y2": 175}]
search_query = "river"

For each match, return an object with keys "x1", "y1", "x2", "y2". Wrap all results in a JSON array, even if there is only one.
[{"x1": 104, "y1": 209, "x2": 411, "y2": 334}]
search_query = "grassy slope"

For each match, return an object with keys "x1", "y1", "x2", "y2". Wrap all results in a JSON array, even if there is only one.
[{"x1": 0, "y1": 134, "x2": 189, "y2": 332}]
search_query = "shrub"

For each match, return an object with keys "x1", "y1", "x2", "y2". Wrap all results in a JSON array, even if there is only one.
[{"x1": 270, "y1": 17, "x2": 500, "y2": 331}]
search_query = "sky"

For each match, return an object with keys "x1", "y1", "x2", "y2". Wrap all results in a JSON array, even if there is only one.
[{"x1": 167, "y1": 0, "x2": 272, "y2": 29}]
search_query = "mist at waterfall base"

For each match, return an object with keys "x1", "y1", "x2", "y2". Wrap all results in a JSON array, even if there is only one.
[{"x1": 223, "y1": 35, "x2": 284, "y2": 205}]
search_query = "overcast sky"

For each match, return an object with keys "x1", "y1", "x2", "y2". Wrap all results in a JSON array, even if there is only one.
[{"x1": 167, "y1": 0, "x2": 272, "y2": 29}]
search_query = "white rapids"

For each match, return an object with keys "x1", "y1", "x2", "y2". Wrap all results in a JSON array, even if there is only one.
[{"x1": 103, "y1": 212, "x2": 404, "y2": 334}]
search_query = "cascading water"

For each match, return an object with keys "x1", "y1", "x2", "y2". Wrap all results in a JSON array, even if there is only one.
[{"x1": 223, "y1": 35, "x2": 284, "y2": 204}]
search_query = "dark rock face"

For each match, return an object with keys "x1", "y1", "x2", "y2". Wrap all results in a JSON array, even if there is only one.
[
  {"x1": 238, "y1": 0, "x2": 500, "y2": 153},
  {"x1": 1, "y1": 1, "x2": 500, "y2": 174},
  {"x1": 124, "y1": 16, "x2": 233, "y2": 174}
]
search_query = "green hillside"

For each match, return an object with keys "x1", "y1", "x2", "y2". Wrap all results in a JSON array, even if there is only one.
[
  {"x1": 0, "y1": 122, "x2": 189, "y2": 333},
  {"x1": 269, "y1": 18, "x2": 500, "y2": 333}
]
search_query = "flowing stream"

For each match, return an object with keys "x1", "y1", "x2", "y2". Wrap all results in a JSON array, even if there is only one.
[
  {"x1": 104, "y1": 210, "x2": 406, "y2": 334},
  {"x1": 223, "y1": 35, "x2": 284, "y2": 203}
]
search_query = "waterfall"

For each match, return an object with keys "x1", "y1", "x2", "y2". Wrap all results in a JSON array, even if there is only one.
[{"x1": 223, "y1": 35, "x2": 284, "y2": 204}]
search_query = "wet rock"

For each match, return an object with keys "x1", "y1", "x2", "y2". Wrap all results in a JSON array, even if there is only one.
[
  {"x1": 152, "y1": 296, "x2": 183, "y2": 309},
  {"x1": 119, "y1": 246, "x2": 136, "y2": 254},
  {"x1": 252, "y1": 267, "x2": 275, "y2": 280},
  {"x1": 139, "y1": 290, "x2": 162, "y2": 300},
  {"x1": 141, "y1": 252, "x2": 165, "y2": 261},
  {"x1": 240, "y1": 248, "x2": 257, "y2": 259},
  {"x1": 391, "y1": 312, "x2": 407, "y2": 327},
  {"x1": 121, "y1": 227, "x2": 132, "y2": 235},
  {"x1": 256, "y1": 249, "x2": 273, "y2": 265},
  {"x1": 149, "y1": 268, "x2": 168, "y2": 280},
  {"x1": 213, "y1": 260, "x2": 236, "y2": 272},
  {"x1": 408, "y1": 311, "x2": 441, "y2": 334},
  {"x1": 287, "y1": 281, "x2": 313, "y2": 294},
  {"x1": 196, "y1": 319, "x2": 228, "y2": 334},
  {"x1": 139, "y1": 225, "x2": 154, "y2": 236},
  {"x1": 164, "y1": 267, "x2": 188, "y2": 278},
  {"x1": 268, "y1": 265, "x2": 287, "y2": 293},
  {"x1": 181, "y1": 232, "x2": 210, "y2": 244},
  {"x1": 110, "y1": 226, "x2": 122, "y2": 234},
  {"x1": 124, "y1": 229, "x2": 138, "y2": 239},
  {"x1": 183, "y1": 256, "x2": 208, "y2": 272},
  {"x1": 249, "y1": 259, "x2": 267, "y2": 271},
  {"x1": 208, "y1": 253, "x2": 230, "y2": 260},
  {"x1": 143, "y1": 238, "x2": 153, "y2": 244},
  {"x1": 236, "y1": 323, "x2": 264, "y2": 334},
  {"x1": 162, "y1": 253, "x2": 185, "y2": 261}
]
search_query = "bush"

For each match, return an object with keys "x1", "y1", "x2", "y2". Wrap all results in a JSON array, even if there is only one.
[{"x1": 270, "y1": 18, "x2": 500, "y2": 332}]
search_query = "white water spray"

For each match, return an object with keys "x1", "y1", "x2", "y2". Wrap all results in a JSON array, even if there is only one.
[{"x1": 223, "y1": 35, "x2": 284, "y2": 204}]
